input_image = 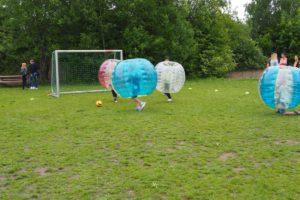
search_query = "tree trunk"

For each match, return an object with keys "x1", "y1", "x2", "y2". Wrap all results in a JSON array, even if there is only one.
[{"x1": 39, "y1": 46, "x2": 50, "y2": 82}]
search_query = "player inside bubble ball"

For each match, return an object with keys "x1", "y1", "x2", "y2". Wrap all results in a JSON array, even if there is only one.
[
  {"x1": 131, "y1": 72, "x2": 146, "y2": 111},
  {"x1": 162, "y1": 58, "x2": 172, "y2": 102},
  {"x1": 275, "y1": 66, "x2": 300, "y2": 116}
]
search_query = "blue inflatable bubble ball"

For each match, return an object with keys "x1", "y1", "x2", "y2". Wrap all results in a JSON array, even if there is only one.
[
  {"x1": 259, "y1": 66, "x2": 300, "y2": 109},
  {"x1": 112, "y1": 58, "x2": 157, "y2": 98}
]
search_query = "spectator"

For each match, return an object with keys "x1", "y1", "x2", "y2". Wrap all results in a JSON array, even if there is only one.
[
  {"x1": 293, "y1": 55, "x2": 300, "y2": 68},
  {"x1": 29, "y1": 59, "x2": 39, "y2": 89},
  {"x1": 267, "y1": 52, "x2": 279, "y2": 67},
  {"x1": 279, "y1": 52, "x2": 288, "y2": 66},
  {"x1": 20, "y1": 63, "x2": 28, "y2": 90}
]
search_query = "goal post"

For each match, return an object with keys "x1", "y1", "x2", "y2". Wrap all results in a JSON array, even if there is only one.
[{"x1": 50, "y1": 50, "x2": 123, "y2": 97}]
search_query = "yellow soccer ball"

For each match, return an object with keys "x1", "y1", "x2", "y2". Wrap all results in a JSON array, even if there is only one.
[{"x1": 96, "y1": 100, "x2": 103, "y2": 107}]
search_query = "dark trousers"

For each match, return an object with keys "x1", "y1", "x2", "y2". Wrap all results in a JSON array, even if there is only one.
[
  {"x1": 22, "y1": 76, "x2": 27, "y2": 90},
  {"x1": 165, "y1": 93, "x2": 172, "y2": 99},
  {"x1": 112, "y1": 89, "x2": 117, "y2": 100},
  {"x1": 30, "y1": 72, "x2": 38, "y2": 88},
  {"x1": 164, "y1": 83, "x2": 171, "y2": 99}
]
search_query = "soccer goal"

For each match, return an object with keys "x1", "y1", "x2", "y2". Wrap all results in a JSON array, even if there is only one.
[{"x1": 50, "y1": 50, "x2": 123, "y2": 97}]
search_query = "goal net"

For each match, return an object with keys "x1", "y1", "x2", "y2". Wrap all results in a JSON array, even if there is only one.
[{"x1": 50, "y1": 50, "x2": 123, "y2": 97}]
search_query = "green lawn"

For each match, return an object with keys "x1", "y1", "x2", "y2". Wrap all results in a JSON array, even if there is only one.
[{"x1": 0, "y1": 79, "x2": 300, "y2": 200}]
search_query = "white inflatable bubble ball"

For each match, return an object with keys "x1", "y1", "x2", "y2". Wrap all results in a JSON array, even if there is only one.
[{"x1": 155, "y1": 61, "x2": 185, "y2": 93}]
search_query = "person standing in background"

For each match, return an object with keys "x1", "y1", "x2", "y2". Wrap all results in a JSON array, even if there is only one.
[
  {"x1": 29, "y1": 59, "x2": 39, "y2": 89},
  {"x1": 20, "y1": 63, "x2": 28, "y2": 90},
  {"x1": 266, "y1": 53, "x2": 272, "y2": 67},
  {"x1": 293, "y1": 55, "x2": 300, "y2": 68},
  {"x1": 279, "y1": 52, "x2": 288, "y2": 66},
  {"x1": 267, "y1": 52, "x2": 279, "y2": 67}
]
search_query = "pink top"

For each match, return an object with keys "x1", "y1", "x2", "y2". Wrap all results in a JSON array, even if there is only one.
[{"x1": 280, "y1": 57, "x2": 288, "y2": 66}]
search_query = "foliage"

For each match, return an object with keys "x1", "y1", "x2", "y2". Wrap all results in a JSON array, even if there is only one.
[
  {"x1": 0, "y1": 0, "x2": 268, "y2": 78},
  {"x1": 224, "y1": 16, "x2": 266, "y2": 70},
  {"x1": 246, "y1": 0, "x2": 300, "y2": 62},
  {"x1": 187, "y1": 0, "x2": 236, "y2": 77},
  {"x1": 277, "y1": 11, "x2": 300, "y2": 59}
]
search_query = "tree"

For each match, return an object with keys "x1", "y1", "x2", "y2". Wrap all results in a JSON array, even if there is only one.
[
  {"x1": 116, "y1": 0, "x2": 196, "y2": 65},
  {"x1": 224, "y1": 15, "x2": 265, "y2": 70},
  {"x1": 246, "y1": 0, "x2": 300, "y2": 58},
  {"x1": 187, "y1": 0, "x2": 236, "y2": 77},
  {"x1": 277, "y1": 10, "x2": 300, "y2": 59},
  {"x1": 0, "y1": 0, "x2": 62, "y2": 77},
  {"x1": 0, "y1": 0, "x2": 271, "y2": 79}
]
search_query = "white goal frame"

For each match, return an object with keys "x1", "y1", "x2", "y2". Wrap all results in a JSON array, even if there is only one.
[{"x1": 51, "y1": 49, "x2": 123, "y2": 97}]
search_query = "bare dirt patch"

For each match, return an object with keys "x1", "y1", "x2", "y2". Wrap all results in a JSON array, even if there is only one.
[
  {"x1": 177, "y1": 140, "x2": 186, "y2": 146},
  {"x1": 254, "y1": 160, "x2": 273, "y2": 168},
  {"x1": 0, "y1": 176, "x2": 6, "y2": 182},
  {"x1": 35, "y1": 167, "x2": 50, "y2": 176},
  {"x1": 127, "y1": 189, "x2": 135, "y2": 197},
  {"x1": 70, "y1": 174, "x2": 81, "y2": 180},
  {"x1": 166, "y1": 148, "x2": 176, "y2": 153},
  {"x1": 218, "y1": 152, "x2": 236, "y2": 161},
  {"x1": 16, "y1": 169, "x2": 27, "y2": 174},
  {"x1": 175, "y1": 140, "x2": 186, "y2": 150},
  {"x1": 233, "y1": 166, "x2": 245, "y2": 172},
  {"x1": 146, "y1": 140, "x2": 153, "y2": 147},
  {"x1": 274, "y1": 140, "x2": 300, "y2": 145}
]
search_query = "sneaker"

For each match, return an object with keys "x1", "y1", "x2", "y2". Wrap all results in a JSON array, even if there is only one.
[
  {"x1": 139, "y1": 102, "x2": 146, "y2": 111},
  {"x1": 135, "y1": 106, "x2": 140, "y2": 111},
  {"x1": 167, "y1": 98, "x2": 172, "y2": 102},
  {"x1": 114, "y1": 100, "x2": 118, "y2": 103}
]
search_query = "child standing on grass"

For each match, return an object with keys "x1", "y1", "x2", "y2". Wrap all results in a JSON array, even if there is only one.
[{"x1": 20, "y1": 63, "x2": 28, "y2": 90}]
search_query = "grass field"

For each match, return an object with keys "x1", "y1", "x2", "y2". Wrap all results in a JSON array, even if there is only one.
[{"x1": 0, "y1": 79, "x2": 300, "y2": 200}]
